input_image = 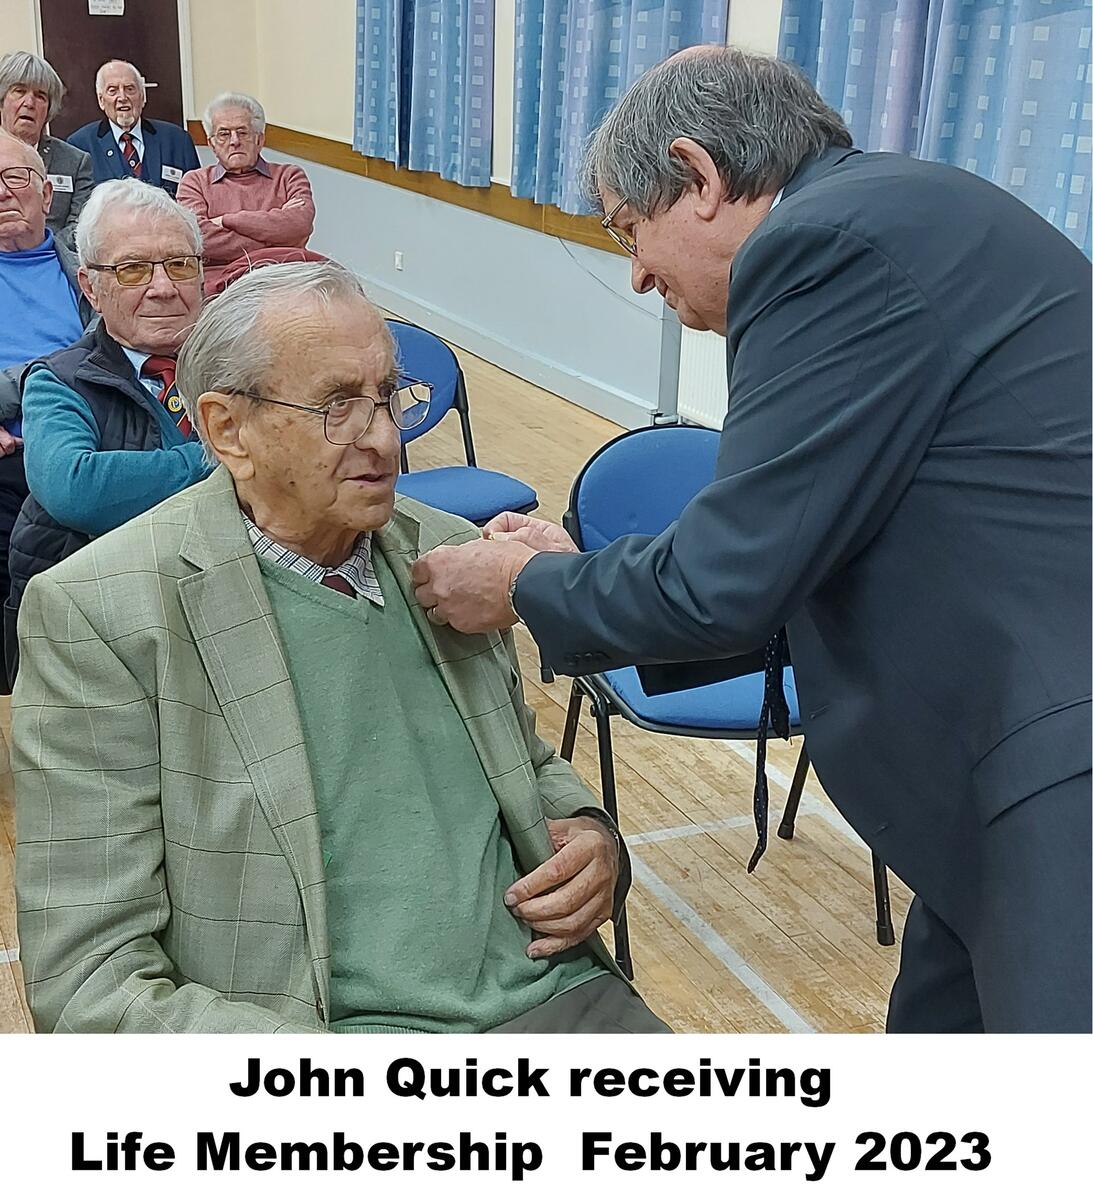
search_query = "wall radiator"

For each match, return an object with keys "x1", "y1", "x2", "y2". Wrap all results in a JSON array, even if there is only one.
[{"x1": 677, "y1": 326, "x2": 728, "y2": 428}]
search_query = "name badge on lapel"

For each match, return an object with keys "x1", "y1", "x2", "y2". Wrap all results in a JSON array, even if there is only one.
[
  {"x1": 162, "y1": 164, "x2": 184, "y2": 183},
  {"x1": 47, "y1": 174, "x2": 74, "y2": 192}
]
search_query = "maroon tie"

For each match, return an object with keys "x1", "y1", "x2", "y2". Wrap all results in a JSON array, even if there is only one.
[
  {"x1": 321, "y1": 572, "x2": 357, "y2": 598},
  {"x1": 120, "y1": 131, "x2": 141, "y2": 177},
  {"x1": 141, "y1": 356, "x2": 191, "y2": 437}
]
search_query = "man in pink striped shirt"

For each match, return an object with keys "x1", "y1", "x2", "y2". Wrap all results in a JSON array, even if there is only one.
[{"x1": 177, "y1": 92, "x2": 317, "y2": 295}]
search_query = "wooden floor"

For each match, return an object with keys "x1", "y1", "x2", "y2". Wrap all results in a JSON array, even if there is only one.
[{"x1": 0, "y1": 343, "x2": 910, "y2": 1034}]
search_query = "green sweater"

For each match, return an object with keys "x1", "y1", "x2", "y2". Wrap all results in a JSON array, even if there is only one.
[{"x1": 259, "y1": 552, "x2": 604, "y2": 1032}]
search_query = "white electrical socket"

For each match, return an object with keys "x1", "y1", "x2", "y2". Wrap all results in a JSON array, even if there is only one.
[{"x1": 394, "y1": 251, "x2": 404, "y2": 271}]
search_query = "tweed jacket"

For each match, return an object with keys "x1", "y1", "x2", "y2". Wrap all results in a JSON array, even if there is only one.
[
  {"x1": 13, "y1": 468, "x2": 625, "y2": 1033},
  {"x1": 39, "y1": 135, "x2": 93, "y2": 251}
]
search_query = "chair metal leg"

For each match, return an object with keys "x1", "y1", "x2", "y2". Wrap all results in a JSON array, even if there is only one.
[
  {"x1": 589, "y1": 693, "x2": 633, "y2": 980},
  {"x1": 872, "y1": 853, "x2": 896, "y2": 946},
  {"x1": 559, "y1": 683, "x2": 582, "y2": 762},
  {"x1": 778, "y1": 744, "x2": 810, "y2": 840}
]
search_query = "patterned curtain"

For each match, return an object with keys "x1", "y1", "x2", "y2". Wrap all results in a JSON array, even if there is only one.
[
  {"x1": 511, "y1": 1, "x2": 728, "y2": 214},
  {"x1": 780, "y1": 0, "x2": 1092, "y2": 254},
  {"x1": 354, "y1": 0, "x2": 495, "y2": 188}
]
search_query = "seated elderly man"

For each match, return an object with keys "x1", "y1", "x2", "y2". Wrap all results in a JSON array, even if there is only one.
[
  {"x1": 0, "y1": 130, "x2": 93, "y2": 690},
  {"x1": 68, "y1": 60, "x2": 199, "y2": 197},
  {"x1": 0, "y1": 51, "x2": 93, "y2": 251},
  {"x1": 177, "y1": 92, "x2": 316, "y2": 295},
  {"x1": 4, "y1": 176, "x2": 211, "y2": 683},
  {"x1": 13, "y1": 261, "x2": 667, "y2": 1035}
]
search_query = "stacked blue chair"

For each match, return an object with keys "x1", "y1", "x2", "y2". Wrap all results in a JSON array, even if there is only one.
[
  {"x1": 559, "y1": 424, "x2": 894, "y2": 979},
  {"x1": 388, "y1": 320, "x2": 538, "y2": 524}
]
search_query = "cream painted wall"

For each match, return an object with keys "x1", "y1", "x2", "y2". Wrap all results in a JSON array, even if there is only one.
[
  {"x1": 186, "y1": 0, "x2": 353, "y2": 141},
  {"x1": 728, "y1": 0, "x2": 785, "y2": 55},
  {"x1": 0, "y1": 0, "x2": 39, "y2": 56},
  {"x1": 187, "y1": 0, "x2": 258, "y2": 117},
  {"x1": 253, "y1": 0, "x2": 355, "y2": 141}
]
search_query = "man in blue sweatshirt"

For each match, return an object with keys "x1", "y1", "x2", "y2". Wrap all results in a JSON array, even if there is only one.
[
  {"x1": 0, "y1": 130, "x2": 93, "y2": 689},
  {"x1": 3, "y1": 175, "x2": 211, "y2": 682}
]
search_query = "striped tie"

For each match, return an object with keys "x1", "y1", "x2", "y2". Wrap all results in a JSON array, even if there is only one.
[
  {"x1": 120, "y1": 131, "x2": 141, "y2": 177},
  {"x1": 141, "y1": 356, "x2": 191, "y2": 437}
]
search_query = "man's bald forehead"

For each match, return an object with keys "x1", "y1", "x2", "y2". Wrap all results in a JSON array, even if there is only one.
[{"x1": 0, "y1": 129, "x2": 44, "y2": 173}]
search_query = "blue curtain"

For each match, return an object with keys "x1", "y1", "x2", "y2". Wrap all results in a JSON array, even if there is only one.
[
  {"x1": 354, "y1": 0, "x2": 495, "y2": 188},
  {"x1": 511, "y1": 1, "x2": 727, "y2": 214},
  {"x1": 780, "y1": 0, "x2": 1092, "y2": 254}
]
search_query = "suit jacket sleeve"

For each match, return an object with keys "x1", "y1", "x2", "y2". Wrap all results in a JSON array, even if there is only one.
[
  {"x1": 500, "y1": 629, "x2": 631, "y2": 920},
  {"x1": 176, "y1": 170, "x2": 268, "y2": 263},
  {"x1": 179, "y1": 129, "x2": 200, "y2": 173},
  {"x1": 516, "y1": 220, "x2": 957, "y2": 676},
  {"x1": 12, "y1": 574, "x2": 320, "y2": 1032},
  {"x1": 224, "y1": 165, "x2": 316, "y2": 246},
  {"x1": 56, "y1": 149, "x2": 94, "y2": 252}
]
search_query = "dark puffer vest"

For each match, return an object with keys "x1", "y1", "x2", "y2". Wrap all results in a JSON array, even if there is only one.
[{"x1": 4, "y1": 325, "x2": 168, "y2": 680}]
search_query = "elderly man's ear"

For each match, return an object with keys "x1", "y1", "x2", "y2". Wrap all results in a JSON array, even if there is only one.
[
  {"x1": 196, "y1": 392, "x2": 255, "y2": 480},
  {"x1": 76, "y1": 267, "x2": 103, "y2": 314}
]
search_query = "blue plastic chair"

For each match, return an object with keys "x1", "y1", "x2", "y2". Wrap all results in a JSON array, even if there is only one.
[
  {"x1": 388, "y1": 320, "x2": 538, "y2": 524},
  {"x1": 558, "y1": 424, "x2": 894, "y2": 977}
]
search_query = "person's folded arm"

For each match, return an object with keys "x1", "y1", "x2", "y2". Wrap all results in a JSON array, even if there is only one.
[
  {"x1": 21, "y1": 368, "x2": 212, "y2": 537},
  {"x1": 517, "y1": 222, "x2": 957, "y2": 672},
  {"x1": 223, "y1": 166, "x2": 315, "y2": 246},
  {"x1": 175, "y1": 171, "x2": 266, "y2": 263},
  {"x1": 12, "y1": 575, "x2": 320, "y2": 1033}
]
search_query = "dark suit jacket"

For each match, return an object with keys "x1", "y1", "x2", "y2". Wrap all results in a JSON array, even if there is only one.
[
  {"x1": 38, "y1": 135, "x2": 93, "y2": 251},
  {"x1": 517, "y1": 147, "x2": 1092, "y2": 933},
  {"x1": 66, "y1": 117, "x2": 199, "y2": 197}
]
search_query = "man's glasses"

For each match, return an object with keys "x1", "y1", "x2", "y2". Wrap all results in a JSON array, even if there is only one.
[
  {"x1": 85, "y1": 256, "x2": 203, "y2": 287},
  {"x1": 601, "y1": 195, "x2": 637, "y2": 256},
  {"x1": 242, "y1": 379, "x2": 433, "y2": 445},
  {"x1": 0, "y1": 166, "x2": 44, "y2": 192},
  {"x1": 211, "y1": 128, "x2": 257, "y2": 145}
]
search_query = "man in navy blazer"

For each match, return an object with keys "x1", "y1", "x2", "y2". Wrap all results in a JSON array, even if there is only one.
[
  {"x1": 67, "y1": 60, "x2": 197, "y2": 197},
  {"x1": 413, "y1": 48, "x2": 1092, "y2": 1034}
]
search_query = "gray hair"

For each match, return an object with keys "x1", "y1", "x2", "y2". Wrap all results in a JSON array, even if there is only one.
[
  {"x1": 94, "y1": 59, "x2": 145, "y2": 98},
  {"x1": 202, "y1": 91, "x2": 266, "y2": 137},
  {"x1": 583, "y1": 46, "x2": 851, "y2": 216},
  {"x1": 176, "y1": 261, "x2": 393, "y2": 459},
  {"x1": 0, "y1": 51, "x2": 65, "y2": 122},
  {"x1": 75, "y1": 177, "x2": 202, "y2": 265},
  {"x1": 0, "y1": 127, "x2": 45, "y2": 173}
]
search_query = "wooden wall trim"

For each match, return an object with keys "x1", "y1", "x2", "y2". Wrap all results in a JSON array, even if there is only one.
[{"x1": 187, "y1": 121, "x2": 625, "y2": 257}]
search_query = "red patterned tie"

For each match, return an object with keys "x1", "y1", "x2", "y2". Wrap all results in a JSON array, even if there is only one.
[
  {"x1": 321, "y1": 572, "x2": 357, "y2": 598},
  {"x1": 120, "y1": 131, "x2": 141, "y2": 177},
  {"x1": 141, "y1": 356, "x2": 191, "y2": 437}
]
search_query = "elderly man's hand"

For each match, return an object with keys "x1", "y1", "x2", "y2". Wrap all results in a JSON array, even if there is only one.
[
  {"x1": 484, "y1": 511, "x2": 580, "y2": 554},
  {"x1": 0, "y1": 428, "x2": 23, "y2": 457},
  {"x1": 412, "y1": 538, "x2": 537, "y2": 633},
  {"x1": 505, "y1": 816, "x2": 619, "y2": 958}
]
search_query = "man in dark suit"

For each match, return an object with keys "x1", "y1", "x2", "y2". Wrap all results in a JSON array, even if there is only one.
[
  {"x1": 412, "y1": 48, "x2": 1092, "y2": 1033},
  {"x1": 67, "y1": 60, "x2": 198, "y2": 198}
]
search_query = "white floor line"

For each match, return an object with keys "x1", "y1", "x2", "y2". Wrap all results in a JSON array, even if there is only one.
[
  {"x1": 0, "y1": 945, "x2": 18, "y2": 964},
  {"x1": 626, "y1": 813, "x2": 754, "y2": 847},
  {"x1": 630, "y1": 851, "x2": 816, "y2": 1034}
]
